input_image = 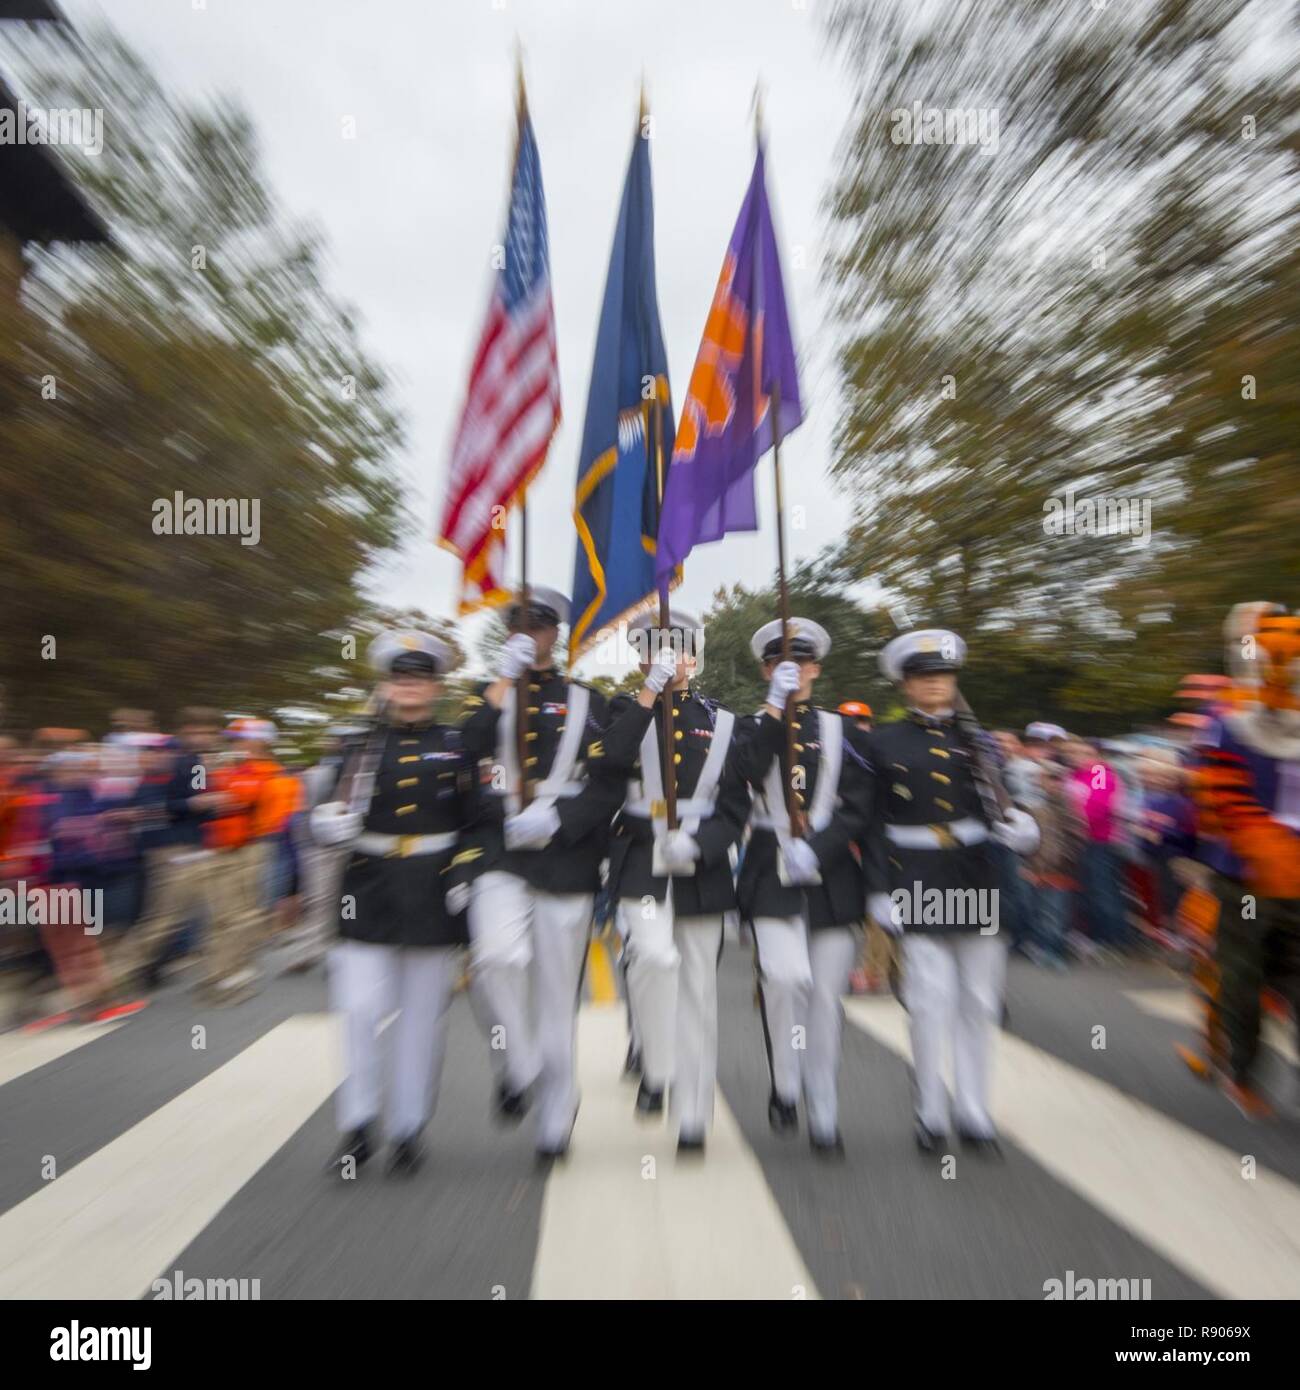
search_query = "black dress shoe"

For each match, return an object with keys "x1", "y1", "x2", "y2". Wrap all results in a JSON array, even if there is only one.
[
  {"x1": 623, "y1": 1044, "x2": 643, "y2": 1079},
  {"x1": 635, "y1": 1080, "x2": 665, "y2": 1117},
  {"x1": 957, "y1": 1130, "x2": 1004, "y2": 1159},
  {"x1": 386, "y1": 1137, "x2": 425, "y2": 1177},
  {"x1": 677, "y1": 1131, "x2": 706, "y2": 1156},
  {"x1": 914, "y1": 1122, "x2": 947, "y2": 1155},
  {"x1": 810, "y1": 1132, "x2": 846, "y2": 1160},
  {"x1": 327, "y1": 1125, "x2": 373, "y2": 1174},
  {"x1": 494, "y1": 1081, "x2": 530, "y2": 1126},
  {"x1": 768, "y1": 1094, "x2": 799, "y2": 1134}
]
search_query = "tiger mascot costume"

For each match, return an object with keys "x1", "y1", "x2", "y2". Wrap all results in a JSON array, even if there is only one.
[{"x1": 1185, "y1": 603, "x2": 1300, "y2": 1118}]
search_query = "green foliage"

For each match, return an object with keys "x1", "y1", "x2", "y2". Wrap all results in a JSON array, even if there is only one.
[
  {"x1": 0, "y1": 24, "x2": 405, "y2": 731},
  {"x1": 822, "y1": 0, "x2": 1300, "y2": 729}
]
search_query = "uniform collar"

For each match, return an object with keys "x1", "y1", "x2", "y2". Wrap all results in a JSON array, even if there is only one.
[
  {"x1": 391, "y1": 716, "x2": 437, "y2": 734},
  {"x1": 908, "y1": 706, "x2": 954, "y2": 730}
]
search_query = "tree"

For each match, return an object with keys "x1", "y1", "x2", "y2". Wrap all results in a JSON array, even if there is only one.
[
  {"x1": 822, "y1": 0, "x2": 1300, "y2": 725},
  {"x1": 0, "y1": 24, "x2": 405, "y2": 730}
]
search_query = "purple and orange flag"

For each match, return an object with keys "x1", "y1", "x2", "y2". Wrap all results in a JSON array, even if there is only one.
[{"x1": 654, "y1": 144, "x2": 803, "y2": 589}]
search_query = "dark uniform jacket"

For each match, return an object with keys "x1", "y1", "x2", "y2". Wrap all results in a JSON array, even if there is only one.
[
  {"x1": 860, "y1": 711, "x2": 998, "y2": 935},
  {"x1": 458, "y1": 667, "x2": 617, "y2": 894},
  {"x1": 732, "y1": 703, "x2": 873, "y2": 929},
  {"x1": 594, "y1": 688, "x2": 749, "y2": 915},
  {"x1": 336, "y1": 719, "x2": 476, "y2": 949}
]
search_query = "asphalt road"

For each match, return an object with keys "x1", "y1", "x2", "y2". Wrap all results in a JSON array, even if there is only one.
[{"x1": 2, "y1": 942, "x2": 1298, "y2": 1300}]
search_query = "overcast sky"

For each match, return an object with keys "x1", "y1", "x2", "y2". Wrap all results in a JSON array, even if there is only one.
[{"x1": 61, "y1": 0, "x2": 856, "y2": 669}]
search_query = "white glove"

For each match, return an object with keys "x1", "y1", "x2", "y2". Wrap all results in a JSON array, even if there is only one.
[
  {"x1": 504, "y1": 801, "x2": 561, "y2": 850},
  {"x1": 497, "y1": 632, "x2": 537, "y2": 682},
  {"x1": 643, "y1": 646, "x2": 679, "y2": 695},
  {"x1": 310, "y1": 801, "x2": 363, "y2": 847},
  {"x1": 445, "y1": 882, "x2": 470, "y2": 916},
  {"x1": 991, "y1": 806, "x2": 1040, "y2": 856},
  {"x1": 869, "y1": 891, "x2": 903, "y2": 937},
  {"x1": 658, "y1": 828, "x2": 701, "y2": 872},
  {"x1": 765, "y1": 661, "x2": 801, "y2": 712},
  {"x1": 778, "y1": 835, "x2": 822, "y2": 886}
]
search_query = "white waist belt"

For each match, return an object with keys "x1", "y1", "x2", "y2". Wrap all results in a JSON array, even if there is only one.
[
  {"x1": 624, "y1": 796, "x2": 716, "y2": 820},
  {"x1": 355, "y1": 831, "x2": 457, "y2": 857},
  {"x1": 534, "y1": 778, "x2": 584, "y2": 798},
  {"x1": 885, "y1": 818, "x2": 987, "y2": 849},
  {"x1": 490, "y1": 780, "x2": 584, "y2": 805}
]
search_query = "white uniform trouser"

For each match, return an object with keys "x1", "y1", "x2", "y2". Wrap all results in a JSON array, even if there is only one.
[
  {"x1": 752, "y1": 918, "x2": 858, "y2": 1142},
  {"x1": 902, "y1": 932, "x2": 1007, "y2": 1137},
  {"x1": 329, "y1": 939, "x2": 458, "y2": 1141},
  {"x1": 617, "y1": 895, "x2": 724, "y2": 1136},
  {"x1": 468, "y1": 870, "x2": 593, "y2": 1149},
  {"x1": 614, "y1": 922, "x2": 642, "y2": 1060}
]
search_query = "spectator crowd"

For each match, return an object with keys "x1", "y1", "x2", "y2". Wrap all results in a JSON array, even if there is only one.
[{"x1": 0, "y1": 707, "x2": 349, "y2": 1028}]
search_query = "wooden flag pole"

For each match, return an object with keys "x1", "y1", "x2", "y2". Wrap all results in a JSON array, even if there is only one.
[
  {"x1": 752, "y1": 82, "x2": 803, "y2": 836},
  {"x1": 652, "y1": 391, "x2": 679, "y2": 830},
  {"x1": 771, "y1": 377, "x2": 806, "y2": 838},
  {"x1": 515, "y1": 501, "x2": 532, "y2": 807}
]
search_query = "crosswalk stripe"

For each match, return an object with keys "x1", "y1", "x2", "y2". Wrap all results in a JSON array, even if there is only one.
[
  {"x1": 1124, "y1": 988, "x2": 1299, "y2": 1066},
  {"x1": 845, "y1": 997, "x2": 1300, "y2": 1300},
  {"x1": 0, "y1": 1021, "x2": 124, "y2": 1089},
  {"x1": 0, "y1": 1015, "x2": 337, "y2": 1300},
  {"x1": 531, "y1": 1006, "x2": 818, "y2": 1300}
]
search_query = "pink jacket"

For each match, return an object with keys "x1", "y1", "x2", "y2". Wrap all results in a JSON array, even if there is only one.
[{"x1": 1070, "y1": 764, "x2": 1124, "y2": 844}]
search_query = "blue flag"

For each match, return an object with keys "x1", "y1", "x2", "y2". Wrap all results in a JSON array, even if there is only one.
[{"x1": 570, "y1": 126, "x2": 676, "y2": 664}]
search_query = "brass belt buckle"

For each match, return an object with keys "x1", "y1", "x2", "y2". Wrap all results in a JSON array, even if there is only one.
[
  {"x1": 650, "y1": 799, "x2": 667, "y2": 819},
  {"x1": 930, "y1": 823, "x2": 958, "y2": 850},
  {"x1": 398, "y1": 834, "x2": 419, "y2": 858}
]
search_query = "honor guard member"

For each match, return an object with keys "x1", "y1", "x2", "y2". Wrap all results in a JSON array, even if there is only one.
[
  {"x1": 458, "y1": 587, "x2": 618, "y2": 1162},
  {"x1": 865, "y1": 630, "x2": 1037, "y2": 1156},
  {"x1": 595, "y1": 609, "x2": 749, "y2": 1153},
  {"x1": 734, "y1": 618, "x2": 874, "y2": 1158},
  {"x1": 311, "y1": 631, "x2": 477, "y2": 1178}
]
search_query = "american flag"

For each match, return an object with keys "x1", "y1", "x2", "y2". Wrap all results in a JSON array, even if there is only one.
[{"x1": 437, "y1": 106, "x2": 561, "y2": 612}]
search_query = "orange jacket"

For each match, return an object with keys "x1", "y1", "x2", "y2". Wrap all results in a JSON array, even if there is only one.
[{"x1": 204, "y1": 760, "x2": 301, "y2": 851}]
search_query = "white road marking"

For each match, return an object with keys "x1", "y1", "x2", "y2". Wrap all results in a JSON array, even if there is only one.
[
  {"x1": 846, "y1": 996, "x2": 1300, "y2": 1300},
  {"x1": 531, "y1": 1005, "x2": 818, "y2": 1300},
  {"x1": 1124, "y1": 988, "x2": 1299, "y2": 1067},
  {"x1": 0, "y1": 1021, "x2": 123, "y2": 1089},
  {"x1": 0, "y1": 1015, "x2": 338, "y2": 1300}
]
